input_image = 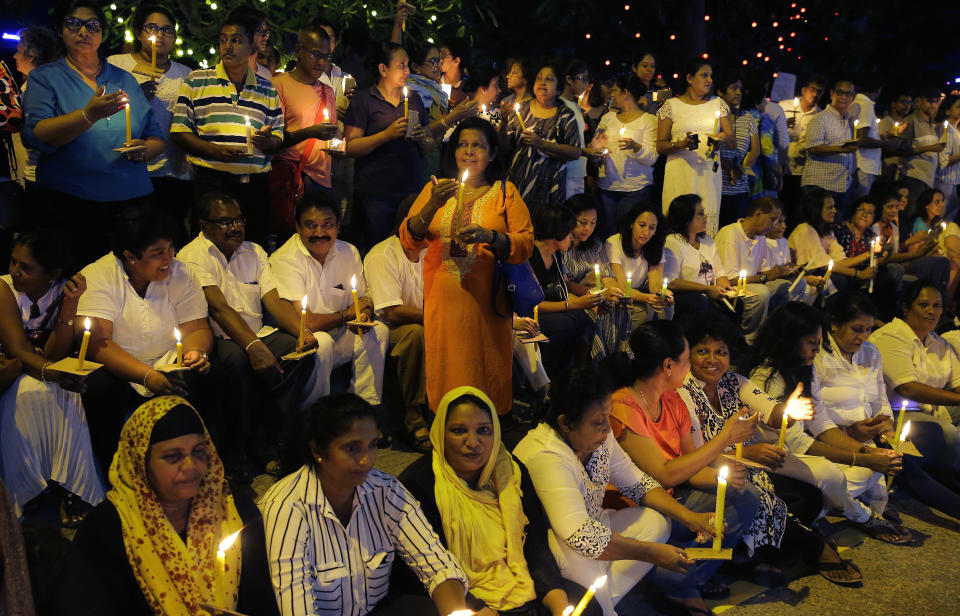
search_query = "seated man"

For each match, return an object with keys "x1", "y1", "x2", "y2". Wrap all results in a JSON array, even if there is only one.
[
  {"x1": 270, "y1": 194, "x2": 389, "y2": 406},
  {"x1": 363, "y1": 208, "x2": 429, "y2": 452},
  {"x1": 177, "y1": 192, "x2": 326, "y2": 478}
]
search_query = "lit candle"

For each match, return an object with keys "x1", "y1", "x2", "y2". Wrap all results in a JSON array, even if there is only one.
[
  {"x1": 738, "y1": 270, "x2": 747, "y2": 295},
  {"x1": 480, "y1": 103, "x2": 487, "y2": 117},
  {"x1": 124, "y1": 99, "x2": 132, "y2": 143},
  {"x1": 793, "y1": 96, "x2": 800, "y2": 109},
  {"x1": 943, "y1": 120, "x2": 949, "y2": 143},
  {"x1": 777, "y1": 407, "x2": 790, "y2": 449},
  {"x1": 713, "y1": 466, "x2": 728, "y2": 551},
  {"x1": 77, "y1": 317, "x2": 91, "y2": 370},
  {"x1": 868, "y1": 238, "x2": 878, "y2": 293},
  {"x1": 571, "y1": 575, "x2": 607, "y2": 616},
  {"x1": 563, "y1": 608, "x2": 574, "y2": 616},
  {"x1": 895, "y1": 421, "x2": 911, "y2": 455},
  {"x1": 298, "y1": 295, "x2": 307, "y2": 349},
  {"x1": 619, "y1": 126, "x2": 626, "y2": 138},
  {"x1": 351, "y1": 275, "x2": 362, "y2": 322},
  {"x1": 823, "y1": 259, "x2": 834, "y2": 287},
  {"x1": 403, "y1": 86, "x2": 409, "y2": 118},
  {"x1": 322, "y1": 107, "x2": 330, "y2": 124},
  {"x1": 216, "y1": 529, "x2": 242, "y2": 607},
  {"x1": 456, "y1": 169, "x2": 469, "y2": 212},
  {"x1": 441, "y1": 83, "x2": 452, "y2": 99},
  {"x1": 149, "y1": 35, "x2": 157, "y2": 70},
  {"x1": 660, "y1": 278, "x2": 668, "y2": 297},
  {"x1": 894, "y1": 400, "x2": 907, "y2": 444},
  {"x1": 514, "y1": 103, "x2": 527, "y2": 131},
  {"x1": 713, "y1": 110, "x2": 721, "y2": 134},
  {"x1": 245, "y1": 116, "x2": 253, "y2": 154},
  {"x1": 174, "y1": 327, "x2": 183, "y2": 367},
  {"x1": 625, "y1": 271, "x2": 632, "y2": 299},
  {"x1": 893, "y1": 121, "x2": 900, "y2": 135},
  {"x1": 448, "y1": 611, "x2": 475, "y2": 616},
  {"x1": 594, "y1": 264, "x2": 602, "y2": 291}
]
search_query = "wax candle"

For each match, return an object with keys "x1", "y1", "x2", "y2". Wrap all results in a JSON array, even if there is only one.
[
  {"x1": 893, "y1": 121, "x2": 900, "y2": 135},
  {"x1": 77, "y1": 317, "x2": 91, "y2": 370},
  {"x1": 738, "y1": 270, "x2": 747, "y2": 295},
  {"x1": 625, "y1": 272, "x2": 632, "y2": 299},
  {"x1": 713, "y1": 466, "x2": 728, "y2": 551},
  {"x1": 894, "y1": 400, "x2": 907, "y2": 444},
  {"x1": 793, "y1": 96, "x2": 799, "y2": 109},
  {"x1": 563, "y1": 608, "x2": 574, "y2": 616},
  {"x1": 594, "y1": 264, "x2": 602, "y2": 291},
  {"x1": 526, "y1": 339, "x2": 538, "y2": 373},
  {"x1": 823, "y1": 259, "x2": 834, "y2": 287},
  {"x1": 322, "y1": 108, "x2": 330, "y2": 124},
  {"x1": 777, "y1": 407, "x2": 790, "y2": 449},
  {"x1": 245, "y1": 116, "x2": 253, "y2": 154},
  {"x1": 895, "y1": 421, "x2": 912, "y2": 455},
  {"x1": 149, "y1": 35, "x2": 157, "y2": 70},
  {"x1": 456, "y1": 169, "x2": 469, "y2": 213},
  {"x1": 298, "y1": 295, "x2": 307, "y2": 349},
  {"x1": 351, "y1": 275, "x2": 362, "y2": 321},
  {"x1": 174, "y1": 327, "x2": 183, "y2": 367},
  {"x1": 403, "y1": 86, "x2": 409, "y2": 118},
  {"x1": 735, "y1": 442, "x2": 742, "y2": 458},
  {"x1": 216, "y1": 529, "x2": 242, "y2": 606},
  {"x1": 713, "y1": 110, "x2": 721, "y2": 134},
  {"x1": 943, "y1": 120, "x2": 949, "y2": 143},
  {"x1": 571, "y1": 575, "x2": 607, "y2": 616},
  {"x1": 448, "y1": 611, "x2": 475, "y2": 616},
  {"x1": 124, "y1": 99, "x2": 132, "y2": 143},
  {"x1": 514, "y1": 103, "x2": 527, "y2": 131},
  {"x1": 480, "y1": 104, "x2": 487, "y2": 117}
]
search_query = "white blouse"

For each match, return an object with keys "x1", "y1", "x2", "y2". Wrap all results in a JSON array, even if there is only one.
[
  {"x1": 787, "y1": 223, "x2": 846, "y2": 270},
  {"x1": 663, "y1": 233, "x2": 732, "y2": 285},
  {"x1": 657, "y1": 97, "x2": 730, "y2": 167},
  {"x1": 604, "y1": 233, "x2": 663, "y2": 290},
  {"x1": 595, "y1": 111, "x2": 659, "y2": 192}
]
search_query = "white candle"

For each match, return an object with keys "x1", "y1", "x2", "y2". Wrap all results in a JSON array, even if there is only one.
[
  {"x1": 245, "y1": 116, "x2": 253, "y2": 154},
  {"x1": 77, "y1": 317, "x2": 91, "y2": 370},
  {"x1": 297, "y1": 295, "x2": 307, "y2": 349},
  {"x1": 713, "y1": 466, "x2": 728, "y2": 551},
  {"x1": 174, "y1": 327, "x2": 183, "y2": 367}
]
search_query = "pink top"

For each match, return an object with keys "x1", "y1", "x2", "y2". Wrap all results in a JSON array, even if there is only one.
[
  {"x1": 272, "y1": 73, "x2": 336, "y2": 187},
  {"x1": 611, "y1": 388, "x2": 691, "y2": 461}
]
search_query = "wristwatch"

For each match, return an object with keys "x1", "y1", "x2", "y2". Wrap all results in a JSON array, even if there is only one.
[{"x1": 758, "y1": 272, "x2": 768, "y2": 284}]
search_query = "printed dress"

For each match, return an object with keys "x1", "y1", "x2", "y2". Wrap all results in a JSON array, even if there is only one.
[{"x1": 560, "y1": 239, "x2": 630, "y2": 358}]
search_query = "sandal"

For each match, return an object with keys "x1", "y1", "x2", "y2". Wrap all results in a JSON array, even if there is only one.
[
  {"x1": 697, "y1": 579, "x2": 730, "y2": 600},
  {"x1": 60, "y1": 491, "x2": 92, "y2": 529},
  {"x1": 817, "y1": 558, "x2": 863, "y2": 587},
  {"x1": 857, "y1": 513, "x2": 912, "y2": 545},
  {"x1": 882, "y1": 507, "x2": 903, "y2": 526},
  {"x1": 405, "y1": 419, "x2": 432, "y2": 454}
]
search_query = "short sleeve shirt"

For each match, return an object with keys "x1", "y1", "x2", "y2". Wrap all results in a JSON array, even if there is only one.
[
  {"x1": 663, "y1": 233, "x2": 732, "y2": 284},
  {"x1": 363, "y1": 235, "x2": 424, "y2": 313},
  {"x1": 715, "y1": 222, "x2": 767, "y2": 277},
  {"x1": 269, "y1": 235, "x2": 367, "y2": 315},
  {"x1": 605, "y1": 233, "x2": 663, "y2": 289},
  {"x1": 610, "y1": 388, "x2": 691, "y2": 461}
]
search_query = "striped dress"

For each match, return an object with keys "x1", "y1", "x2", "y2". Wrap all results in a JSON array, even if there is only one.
[{"x1": 561, "y1": 238, "x2": 630, "y2": 359}]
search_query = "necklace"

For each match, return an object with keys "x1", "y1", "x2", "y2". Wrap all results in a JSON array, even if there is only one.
[
  {"x1": 634, "y1": 383, "x2": 661, "y2": 418},
  {"x1": 66, "y1": 55, "x2": 101, "y2": 81}
]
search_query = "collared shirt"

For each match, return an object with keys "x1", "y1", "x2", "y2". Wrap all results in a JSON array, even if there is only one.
[
  {"x1": 901, "y1": 110, "x2": 943, "y2": 187},
  {"x1": 259, "y1": 465, "x2": 466, "y2": 616},
  {"x1": 801, "y1": 105, "x2": 855, "y2": 192},
  {"x1": 939, "y1": 122, "x2": 960, "y2": 187},
  {"x1": 663, "y1": 233, "x2": 734, "y2": 285},
  {"x1": 77, "y1": 254, "x2": 208, "y2": 366},
  {"x1": 778, "y1": 98, "x2": 819, "y2": 175},
  {"x1": 270, "y1": 234, "x2": 367, "y2": 315},
  {"x1": 787, "y1": 222, "x2": 847, "y2": 270},
  {"x1": 595, "y1": 111, "x2": 658, "y2": 192},
  {"x1": 604, "y1": 233, "x2": 663, "y2": 289},
  {"x1": 0, "y1": 275, "x2": 63, "y2": 330},
  {"x1": 811, "y1": 335, "x2": 892, "y2": 440},
  {"x1": 870, "y1": 317, "x2": 960, "y2": 415},
  {"x1": 362, "y1": 236, "x2": 424, "y2": 313},
  {"x1": 177, "y1": 233, "x2": 277, "y2": 339},
  {"x1": 272, "y1": 72, "x2": 337, "y2": 187},
  {"x1": 170, "y1": 61, "x2": 284, "y2": 174},
  {"x1": 343, "y1": 86, "x2": 426, "y2": 196},
  {"x1": 761, "y1": 237, "x2": 791, "y2": 269},
  {"x1": 851, "y1": 93, "x2": 881, "y2": 176},
  {"x1": 22, "y1": 57, "x2": 163, "y2": 201},
  {"x1": 715, "y1": 221, "x2": 767, "y2": 277}
]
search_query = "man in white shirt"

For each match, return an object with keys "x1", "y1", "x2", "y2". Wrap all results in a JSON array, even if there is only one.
[
  {"x1": 270, "y1": 194, "x2": 389, "y2": 405},
  {"x1": 899, "y1": 87, "x2": 947, "y2": 209},
  {"x1": 363, "y1": 225, "x2": 429, "y2": 451},
  {"x1": 848, "y1": 80, "x2": 884, "y2": 198},
  {"x1": 178, "y1": 193, "x2": 327, "y2": 476},
  {"x1": 779, "y1": 74, "x2": 824, "y2": 216}
]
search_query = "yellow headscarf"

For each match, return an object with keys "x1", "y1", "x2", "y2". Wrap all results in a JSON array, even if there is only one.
[
  {"x1": 431, "y1": 386, "x2": 537, "y2": 611},
  {"x1": 106, "y1": 396, "x2": 243, "y2": 616}
]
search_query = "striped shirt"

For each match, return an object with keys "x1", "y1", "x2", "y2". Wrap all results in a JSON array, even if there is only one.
[
  {"x1": 939, "y1": 122, "x2": 960, "y2": 187},
  {"x1": 259, "y1": 465, "x2": 466, "y2": 616},
  {"x1": 170, "y1": 61, "x2": 284, "y2": 174},
  {"x1": 720, "y1": 111, "x2": 756, "y2": 195}
]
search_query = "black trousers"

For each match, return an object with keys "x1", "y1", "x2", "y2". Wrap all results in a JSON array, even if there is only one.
[
  {"x1": 537, "y1": 309, "x2": 593, "y2": 379},
  {"x1": 193, "y1": 167, "x2": 271, "y2": 247}
]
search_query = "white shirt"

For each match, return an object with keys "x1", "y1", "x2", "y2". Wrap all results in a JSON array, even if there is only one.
[
  {"x1": 870, "y1": 317, "x2": 960, "y2": 416},
  {"x1": 761, "y1": 237, "x2": 792, "y2": 269},
  {"x1": 604, "y1": 233, "x2": 663, "y2": 290},
  {"x1": 1, "y1": 275, "x2": 64, "y2": 330},
  {"x1": 663, "y1": 233, "x2": 733, "y2": 285},
  {"x1": 176, "y1": 233, "x2": 277, "y2": 339},
  {"x1": 77, "y1": 254, "x2": 207, "y2": 366},
  {"x1": 595, "y1": 111, "x2": 658, "y2": 192},
  {"x1": 811, "y1": 336, "x2": 892, "y2": 440},
  {"x1": 362, "y1": 236, "x2": 424, "y2": 313},
  {"x1": 746, "y1": 365, "x2": 815, "y2": 453},
  {"x1": 715, "y1": 221, "x2": 767, "y2": 277},
  {"x1": 778, "y1": 98, "x2": 820, "y2": 175},
  {"x1": 270, "y1": 235, "x2": 367, "y2": 315},
  {"x1": 850, "y1": 93, "x2": 882, "y2": 176},
  {"x1": 259, "y1": 465, "x2": 466, "y2": 616},
  {"x1": 787, "y1": 222, "x2": 846, "y2": 270}
]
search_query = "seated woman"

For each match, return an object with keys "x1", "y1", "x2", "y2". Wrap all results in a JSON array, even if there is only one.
[
  {"x1": 514, "y1": 364, "x2": 707, "y2": 616},
  {"x1": 830, "y1": 197, "x2": 899, "y2": 319},
  {"x1": 606, "y1": 321, "x2": 760, "y2": 610},
  {"x1": 259, "y1": 393, "x2": 467, "y2": 616},
  {"x1": 910, "y1": 188, "x2": 960, "y2": 307},
  {"x1": 530, "y1": 205, "x2": 608, "y2": 378},
  {"x1": 0, "y1": 232, "x2": 104, "y2": 520},
  {"x1": 400, "y1": 386, "x2": 597, "y2": 616},
  {"x1": 73, "y1": 396, "x2": 277, "y2": 615},
  {"x1": 78, "y1": 205, "x2": 213, "y2": 469},
  {"x1": 559, "y1": 194, "x2": 631, "y2": 359},
  {"x1": 605, "y1": 202, "x2": 674, "y2": 328},
  {"x1": 684, "y1": 314, "x2": 863, "y2": 585}
]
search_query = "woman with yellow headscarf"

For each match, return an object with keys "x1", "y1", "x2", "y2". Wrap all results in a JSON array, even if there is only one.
[
  {"x1": 399, "y1": 386, "x2": 602, "y2": 616},
  {"x1": 73, "y1": 396, "x2": 278, "y2": 615}
]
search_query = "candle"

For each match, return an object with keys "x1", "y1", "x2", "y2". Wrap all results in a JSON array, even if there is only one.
[
  {"x1": 297, "y1": 295, "x2": 307, "y2": 349},
  {"x1": 777, "y1": 407, "x2": 790, "y2": 449},
  {"x1": 594, "y1": 264, "x2": 602, "y2": 291},
  {"x1": 735, "y1": 442, "x2": 743, "y2": 458},
  {"x1": 514, "y1": 103, "x2": 527, "y2": 131},
  {"x1": 480, "y1": 103, "x2": 487, "y2": 117},
  {"x1": 823, "y1": 259, "x2": 834, "y2": 287},
  {"x1": 149, "y1": 35, "x2": 157, "y2": 70},
  {"x1": 943, "y1": 120, "x2": 949, "y2": 143},
  {"x1": 713, "y1": 466, "x2": 728, "y2": 551},
  {"x1": 563, "y1": 608, "x2": 574, "y2": 616},
  {"x1": 793, "y1": 96, "x2": 800, "y2": 110},
  {"x1": 894, "y1": 400, "x2": 907, "y2": 444},
  {"x1": 713, "y1": 110, "x2": 721, "y2": 134},
  {"x1": 526, "y1": 339, "x2": 538, "y2": 373},
  {"x1": 77, "y1": 317, "x2": 91, "y2": 370},
  {"x1": 456, "y1": 169, "x2": 469, "y2": 213},
  {"x1": 739, "y1": 270, "x2": 747, "y2": 295},
  {"x1": 895, "y1": 421, "x2": 912, "y2": 455},
  {"x1": 625, "y1": 272, "x2": 632, "y2": 299},
  {"x1": 403, "y1": 86, "x2": 409, "y2": 118},
  {"x1": 322, "y1": 107, "x2": 330, "y2": 124},
  {"x1": 619, "y1": 126, "x2": 626, "y2": 138},
  {"x1": 570, "y1": 575, "x2": 607, "y2": 616},
  {"x1": 216, "y1": 529, "x2": 242, "y2": 606},
  {"x1": 245, "y1": 116, "x2": 253, "y2": 154},
  {"x1": 124, "y1": 99, "x2": 132, "y2": 143},
  {"x1": 351, "y1": 275, "x2": 362, "y2": 322},
  {"x1": 448, "y1": 611, "x2": 475, "y2": 616},
  {"x1": 660, "y1": 278, "x2": 668, "y2": 297},
  {"x1": 893, "y1": 121, "x2": 900, "y2": 136},
  {"x1": 174, "y1": 327, "x2": 183, "y2": 367}
]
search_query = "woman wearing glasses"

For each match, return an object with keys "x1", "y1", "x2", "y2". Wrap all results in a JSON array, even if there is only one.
[
  {"x1": 108, "y1": 5, "x2": 192, "y2": 235},
  {"x1": 21, "y1": 1, "x2": 165, "y2": 268}
]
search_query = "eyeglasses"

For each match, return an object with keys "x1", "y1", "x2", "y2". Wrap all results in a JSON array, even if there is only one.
[
  {"x1": 571, "y1": 73, "x2": 589, "y2": 82},
  {"x1": 62, "y1": 17, "x2": 102, "y2": 33},
  {"x1": 143, "y1": 23, "x2": 176, "y2": 37},
  {"x1": 306, "y1": 49, "x2": 335, "y2": 62},
  {"x1": 202, "y1": 217, "x2": 246, "y2": 230}
]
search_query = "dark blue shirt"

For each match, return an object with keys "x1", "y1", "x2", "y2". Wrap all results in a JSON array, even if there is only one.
[
  {"x1": 344, "y1": 86, "x2": 425, "y2": 196},
  {"x1": 23, "y1": 57, "x2": 163, "y2": 201}
]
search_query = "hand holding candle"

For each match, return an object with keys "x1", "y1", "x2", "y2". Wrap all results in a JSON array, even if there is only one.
[
  {"x1": 403, "y1": 86, "x2": 409, "y2": 118},
  {"x1": 77, "y1": 317, "x2": 91, "y2": 370},
  {"x1": 514, "y1": 103, "x2": 527, "y2": 131},
  {"x1": 713, "y1": 466, "x2": 728, "y2": 551},
  {"x1": 823, "y1": 259, "x2": 834, "y2": 287}
]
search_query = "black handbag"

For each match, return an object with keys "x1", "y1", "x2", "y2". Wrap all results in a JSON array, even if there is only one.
[{"x1": 491, "y1": 181, "x2": 544, "y2": 318}]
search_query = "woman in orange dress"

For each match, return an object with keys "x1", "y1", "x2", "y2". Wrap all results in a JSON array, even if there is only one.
[{"x1": 401, "y1": 117, "x2": 534, "y2": 413}]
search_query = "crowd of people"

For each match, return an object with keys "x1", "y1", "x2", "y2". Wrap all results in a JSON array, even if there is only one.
[{"x1": 2, "y1": 1, "x2": 960, "y2": 615}]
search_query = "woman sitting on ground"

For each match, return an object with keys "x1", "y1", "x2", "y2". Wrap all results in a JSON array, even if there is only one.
[
  {"x1": 400, "y1": 386, "x2": 597, "y2": 616},
  {"x1": 73, "y1": 396, "x2": 277, "y2": 615}
]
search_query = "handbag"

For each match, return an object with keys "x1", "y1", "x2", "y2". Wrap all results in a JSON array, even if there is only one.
[{"x1": 491, "y1": 181, "x2": 544, "y2": 318}]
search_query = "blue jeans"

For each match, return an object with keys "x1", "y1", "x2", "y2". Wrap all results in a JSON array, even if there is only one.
[{"x1": 598, "y1": 187, "x2": 653, "y2": 241}]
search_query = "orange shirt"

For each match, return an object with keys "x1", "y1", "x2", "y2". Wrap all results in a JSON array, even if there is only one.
[{"x1": 610, "y1": 387, "x2": 691, "y2": 461}]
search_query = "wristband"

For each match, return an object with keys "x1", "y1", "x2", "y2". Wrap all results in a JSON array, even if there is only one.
[{"x1": 40, "y1": 361, "x2": 52, "y2": 382}]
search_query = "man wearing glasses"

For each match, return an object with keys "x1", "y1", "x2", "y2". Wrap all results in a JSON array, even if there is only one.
[
  {"x1": 178, "y1": 192, "x2": 326, "y2": 481},
  {"x1": 899, "y1": 87, "x2": 947, "y2": 209},
  {"x1": 801, "y1": 79, "x2": 860, "y2": 217}
]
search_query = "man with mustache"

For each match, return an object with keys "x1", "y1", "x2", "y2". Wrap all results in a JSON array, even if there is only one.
[
  {"x1": 270, "y1": 194, "x2": 390, "y2": 407},
  {"x1": 178, "y1": 192, "x2": 328, "y2": 481}
]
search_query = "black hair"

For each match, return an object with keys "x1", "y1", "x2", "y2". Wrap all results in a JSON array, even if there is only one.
[
  {"x1": 563, "y1": 58, "x2": 589, "y2": 83},
  {"x1": 463, "y1": 63, "x2": 501, "y2": 96},
  {"x1": 826, "y1": 292, "x2": 878, "y2": 332},
  {"x1": 17, "y1": 27, "x2": 58, "y2": 66},
  {"x1": 194, "y1": 191, "x2": 239, "y2": 225},
  {"x1": 800, "y1": 73, "x2": 827, "y2": 89},
  {"x1": 506, "y1": 56, "x2": 537, "y2": 92},
  {"x1": 830, "y1": 77, "x2": 856, "y2": 92},
  {"x1": 407, "y1": 41, "x2": 438, "y2": 68},
  {"x1": 221, "y1": 8, "x2": 259, "y2": 46},
  {"x1": 546, "y1": 364, "x2": 614, "y2": 433},
  {"x1": 936, "y1": 94, "x2": 959, "y2": 123},
  {"x1": 613, "y1": 73, "x2": 647, "y2": 105},
  {"x1": 534, "y1": 205, "x2": 576, "y2": 242},
  {"x1": 746, "y1": 196, "x2": 780, "y2": 217},
  {"x1": 227, "y1": 6, "x2": 266, "y2": 27},
  {"x1": 619, "y1": 202, "x2": 665, "y2": 263},
  {"x1": 445, "y1": 393, "x2": 493, "y2": 422},
  {"x1": 630, "y1": 48, "x2": 656, "y2": 74},
  {"x1": 341, "y1": 25, "x2": 370, "y2": 55},
  {"x1": 110, "y1": 204, "x2": 178, "y2": 260},
  {"x1": 259, "y1": 45, "x2": 280, "y2": 66},
  {"x1": 667, "y1": 194, "x2": 704, "y2": 237},
  {"x1": 12, "y1": 230, "x2": 73, "y2": 277},
  {"x1": 295, "y1": 192, "x2": 341, "y2": 227},
  {"x1": 915, "y1": 188, "x2": 945, "y2": 224},
  {"x1": 901, "y1": 278, "x2": 941, "y2": 316},
  {"x1": 370, "y1": 41, "x2": 406, "y2": 83},
  {"x1": 564, "y1": 193, "x2": 600, "y2": 247},
  {"x1": 799, "y1": 188, "x2": 834, "y2": 236},
  {"x1": 916, "y1": 86, "x2": 942, "y2": 101},
  {"x1": 715, "y1": 71, "x2": 742, "y2": 97},
  {"x1": 53, "y1": 0, "x2": 108, "y2": 40},
  {"x1": 682, "y1": 59, "x2": 711, "y2": 85},
  {"x1": 441, "y1": 116, "x2": 502, "y2": 183},
  {"x1": 684, "y1": 312, "x2": 740, "y2": 351},
  {"x1": 534, "y1": 60, "x2": 564, "y2": 91},
  {"x1": 282, "y1": 393, "x2": 377, "y2": 475},
  {"x1": 744, "y1": 302, "x2": 823, "y2": 397},
  {"x1": 869, "y1": 183, "x2": 900, "y2": 210},
  {"x1": 299, "y1": 18, "x2": 332, "y2": 43},
  {"x1": 604, "y1": 321, "x2": 687, "y2": 389},
  {"x1": 440, "y1": 36, "x2": 471, "y2": 73},
  {"x1": 848, "y1": 196, "x2": 877, "y2": 221},
  {"x1": 131, "y1": 5, "x2": 177, "y2": 52},
  {"x1": 741, "y1": 78, "x2": 765, "y2": 110}
]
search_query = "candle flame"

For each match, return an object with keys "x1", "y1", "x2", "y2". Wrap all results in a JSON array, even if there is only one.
[
  {"x1": 594, "y1": 264, "x2": 600, "y2": 274},
  {"x1": 793, "y1": 97, "x2": 799, "y2": 106},
  {"x1": 827, "y1": 259, "x2": 834, "y2": 270},
  {"x1": 739, "y1": 269, "x2": 747, "y2": 278},
  {"x1": 853, "y1": 119, "x2": 859, "y2": 127},
  {"x1": 351, "y1": 275, "x2": 357, "y2": 290},
  {"x1": 902, "y1": 421, "x2": 911, "y2": 441},
  {"x1": 663, "y1": 277, "x2": 669, "y2": 285},
  {"x1": 301, "y1": 295, "x2": 308, "y2": 311},
  {"x1": 149, "y1": 35, "x2": 156, "y2": 44},
  {"x1": 514, "y1": 102, "x2": 521, "y2": 113},
  {"x1": 173, "y1": 327, "x2": 181, "y2": 342},
  {"x1": 715, "y1": 110, "x2": 721, "y2": 118},
  {"x1": 403, "y1": 86, "x2": 408, "y2": 97},
  {"x1": 447, "y1": 611, "x2": 475, "y2": 616},
  {"x1": 590, "y1": 574, "x2": 608, "y2": 591},
  {"x1": 563, "y1": 607, "x2": 574, "y2": 616},
  {"x1": 619, "y1": 126, "x2": 626, "y2": 136},
  {"x1": 942, "y1": 222, "x2": 948, "y2": 230},
  {"x1": 84, "y1": 317, "x2": 91, "y2": 331},
  {"x1": 901, "y1": 400, "x2": 907, "y2": 410},
  {"x1": 461, "y1": 169, "x2": 469, "y2": 183},
  {"x1": 217, "y1": 528, "x2": 242, "y2": 555},
  {"x1": 481, "y1": 104, "x2": 487, "y2": 114},
  {"x1": 718, "y1": 465, "x2": 729, "y2": 481}
]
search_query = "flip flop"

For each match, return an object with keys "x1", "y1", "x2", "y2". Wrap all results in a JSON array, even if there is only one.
[
  {"x1": 858, "y1": 514, "x2": 913, "y2": 545},
  {"x1": 817, "y1": 558, "x2": 863, "y2": 587},
  {"x1": 698, "y1": 580, "x2": 730, "y2": 600}
]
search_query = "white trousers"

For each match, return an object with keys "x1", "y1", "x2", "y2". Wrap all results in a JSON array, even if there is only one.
[
  {"x1": 311, "y1": 321, "x2": 389, "y2": 405},
  {"x1": 548, "y1": 507, "x2": 670, "y2": 616},
  {"x1": 777, "y1": 452, "x2": 887, "y2": 523}
]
